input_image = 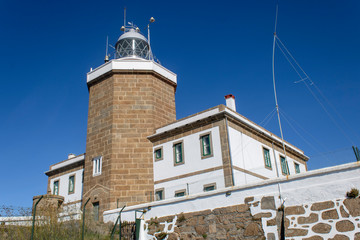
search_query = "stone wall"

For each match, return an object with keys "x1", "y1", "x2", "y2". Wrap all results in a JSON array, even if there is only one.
[
  {"x1": 145, "y1": 204, "x2": 265, "y2": 240},
  {"x1": 247, "y1": 196, "x2": 360, "y2": 240},
  {"x1": 141, "y1": 196, "x2": 360, "y2": 240}
]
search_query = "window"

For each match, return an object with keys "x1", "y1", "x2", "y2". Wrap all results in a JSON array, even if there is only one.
[
  {"x1": 93, "y1": 202, "x2": 99, "y2": 221},
  {"x1": 173, "y1": 142, "x2": 184, "y2": 165},
  {"x1": 263, "y1": 147, "x2": 272, "y2": 169},
  {"x1": 200, "y1": 133, "x2": 213, "y2": 159},
  {"x1": 294, "y1": 163, "x2": 300, "y2": 174},
  {"x1": 154, "y1": 147, "x2": 163, "y2": 161},
  {"x1": 280, "y1": 156, "x2": 289, "y2": 175},
  {"x1": 174, "y1": 189, "x2": 186, "y2": 197},
  {"x1": 93, "y1": 156, "x2": 102, "y2": 176},
  {"x1": 203, "y1": 183, "x2": 216, "y2": 192},
  {"x1": 68, "y1": 175, "x2": 75, "y2": 194},
  {"x1": 53, "y1": 180, "x2": 59, "y2": 195},
  {"x1": 155, "y1": 189, "x2": 164, "y2": 201}
]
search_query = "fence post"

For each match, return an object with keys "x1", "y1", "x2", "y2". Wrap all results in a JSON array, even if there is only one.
[
  {"x1": 31, "y1": 195, "x2": 43, "y2": 240},
  {"x1": 81, "y1": 198, "x2": 91, "y2": 240}
]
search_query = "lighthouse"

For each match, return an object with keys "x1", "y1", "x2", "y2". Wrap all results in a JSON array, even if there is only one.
[{"x1": 82, "y1": 19, "x2": 177, "y2": 217}]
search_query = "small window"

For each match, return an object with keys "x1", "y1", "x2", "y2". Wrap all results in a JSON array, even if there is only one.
[
  {"x1": 93, "y1": 156, "x2": 102, "y2": 176},
  {"x1": 263, "y1": 147, "x2": 272, "y2": 169},
  {"x1": 200, "y1": 133, "x2": 213, "y2": 159},
  {"x1": 53, "y1": 180, "x2": 59, "y2": 195},
  {"x1": 68, "y1": 175, "x2": 75, "y2": 194},
  {"x1": 294, "y1": 163, "x2": 300, "y2": 174},
  {"x1": 203, "y1": 183, "x2": 216, "y2": 192},
  {"x1": 280, "y1": 156, "x2": 289, "y2": 175},
  {"x1": 93, "y1": 202, "x2": 99, "y2": 221},
  {"x1": 154, "y1": 147, "x2": 163, "y2": 161},
  {"x1": 174, "y1": 189, "x2": 186, "y2": 197},
  {"x1": 173, "y1": 142, "x2": 184, "y2": 165},
  {"x1": 155, "y1": 189, "x2": 164, "y2": 201}
]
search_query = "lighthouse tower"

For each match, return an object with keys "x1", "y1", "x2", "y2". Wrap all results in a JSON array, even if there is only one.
[{"x1": 83, "y1": 20, "x2": 177, "y2": 216}]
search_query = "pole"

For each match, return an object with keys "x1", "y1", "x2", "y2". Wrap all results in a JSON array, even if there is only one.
[
  {"x1": 31, "y1": 195, "x2": 43, "y2": 240},
  {"x1": 353, "y1": 146, "x2": 360, "y2": 161},
  {"x1": 81, "y1": 198, "x2": 91, "y2": 240}
]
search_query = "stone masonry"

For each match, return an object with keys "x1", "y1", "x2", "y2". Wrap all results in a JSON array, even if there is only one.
[
  {"x1": 83, "y1": 71, "x2": 176, "y2": 216},
  {"x1": 145, "y1": 204, "x2": 265, "y2": 240},
  {"x1": 247, "y1": 196, "x2": 360, "y2": 240},
  {"x1": 142, "y1": 196, "x2": 360, "y2": 240}
]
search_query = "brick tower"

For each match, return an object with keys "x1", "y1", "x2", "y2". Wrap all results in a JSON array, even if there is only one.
[{"x1": 82, "y1": 22, "x2": 177, "y2": 217}]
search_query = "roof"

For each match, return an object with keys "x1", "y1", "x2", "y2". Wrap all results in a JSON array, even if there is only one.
[
  {"x1": 148, "y1": 105, "x2": 308, "y2": 160},
  {"x1": 45, "y1": 153, "x2": 85, "y2": 176}
]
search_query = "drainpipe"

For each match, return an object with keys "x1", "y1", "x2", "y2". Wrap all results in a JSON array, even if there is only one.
[{"x1": 225, "y1": 116, "x2": 235, "y2": 186}]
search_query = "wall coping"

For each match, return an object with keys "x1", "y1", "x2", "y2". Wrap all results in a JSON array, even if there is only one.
[{"x1": 103, "y1": 161, "x2": 360, "y2": 216}]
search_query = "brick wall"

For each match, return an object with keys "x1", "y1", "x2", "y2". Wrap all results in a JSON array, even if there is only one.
[{"x1": 83, "y1": 71, "x2": 176, "y2": 215}]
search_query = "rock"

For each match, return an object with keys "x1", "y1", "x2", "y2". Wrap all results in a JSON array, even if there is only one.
[
  {"x1": 244, "y1": 222, "x2": 261, "y2": 236},
  {"x1": 285, "y1": 228, "x2": 308, "y2": 237},
  {"x1": 311, "y1": 201, "x2": 334, "y2": 211},
  {"x1": 209, "y1": 223, "x2": 216, "y2": 233},
  {"x1": 267, "y1": 233, "x2": 276, "y2": 240},
  {"x1": 194, "y1": 225, "x2": 207, "y2": 235},
  {"x1": 336, "y1": 220, "x2": 355, "y2": 232},
  {"x1": 298, "y1": 213, "x2": 318, "y2": 224},
  {"x1": 244, "y1": 196, "x2": 254, "y2": 204},
  {"x1": 355, "y1": 232, "x2": 360, "y2": 240},
  {"x1": 312, "y1": 223, "x2": 332, "y2": 234},
  {"x1": 167, "y1": 232, "x2": 178, "y2": 240},
  {"x1": 285, "y1": 206, "x2": 305, "y2": 215},
  {"x1": 329, "y1": 234, "x2": 350, "y2": 240},
  {"x1": 322, "y1": 209, "x2": 339, "y2": 220},
  {"x1": 343, "y1": 198, "x2": 360, "y2": 217},
  {"x1": 340, "y1": 205, "x2": 349, "y2": 218},
  {"x1": 303, "y1": 236, "x2": 324, "y2": 240},
  {"x1": 253, "y1": 212, "x2": 272, "y2": 220},
  {"x1": 236, "y1": 204, "x2": 249, "y2": 213},
  {"x1": 267, "y1": 218, "x2": 276, "y2": 226},
  {"x1": 261, "y1": 196, "x2": 276, "y2": 210}
]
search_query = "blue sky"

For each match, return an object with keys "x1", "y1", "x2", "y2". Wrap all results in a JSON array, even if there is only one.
[{"x1": 1, "y1": 0, "x2": 359, "y2": 208}]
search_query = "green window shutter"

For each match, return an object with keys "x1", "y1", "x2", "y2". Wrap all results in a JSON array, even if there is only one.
[
  {"x1": 280, "y1": 156, "x2": 288, "y2": 175},
  {"x1": 68, "y1": 176, "x2": 75, "y2": 193},
  {"x1": 174, "y1": 143, "x2": 183, "y2": 163},
  {"x1": 263, "y1": 148, "x2": 271, "y2": 168},
  {"x1": 201, "y1": 135, "x2": 211, "y2": 156}
]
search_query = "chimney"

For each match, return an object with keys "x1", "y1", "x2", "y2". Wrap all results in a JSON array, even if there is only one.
[
  {"x1": 225, "y1": 94, "x2": 236, "y2": 112},
  {"x1": 68, "y1": 153, "x2": 76, "y2": 159}
]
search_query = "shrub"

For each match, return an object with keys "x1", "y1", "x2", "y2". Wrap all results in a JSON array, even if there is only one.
[{"x1": 346, "y1": 188, "x2": 359, "y2": 198}]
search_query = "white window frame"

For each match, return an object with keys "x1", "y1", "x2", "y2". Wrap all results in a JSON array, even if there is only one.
[{"x1": 93, "y1": 156, "x2": 102, "y2": 176}]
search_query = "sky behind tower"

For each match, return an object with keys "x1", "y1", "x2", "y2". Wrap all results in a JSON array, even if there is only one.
[{"x1": 1, "y1": 0, "x2": 359, "y2": 208}]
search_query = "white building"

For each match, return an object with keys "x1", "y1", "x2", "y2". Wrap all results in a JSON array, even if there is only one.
[{"x1": 149, "y1": 96, "x2": 308, "y2": 201}]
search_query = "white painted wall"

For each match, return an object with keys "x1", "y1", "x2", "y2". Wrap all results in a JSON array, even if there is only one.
[
  {"x1": 153, "y1": 127, "x2": 224, "y2": 199},
  {"x1": 228, "y1": 126, "x2": 306, "y2": 186},
  {"x1": 49, "y1": 169, "x2": 83, "y2": 203},
  {"x1": 104, "y1": 162, "x2": 360, "y2": 223},
  {"x1": 155, "y1": 169, "x2": 225, "y2": 200}
]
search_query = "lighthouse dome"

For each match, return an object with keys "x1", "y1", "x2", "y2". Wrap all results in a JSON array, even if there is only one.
[{"x1": 115, "y1": 28, "x2": 151, "y2": 59}]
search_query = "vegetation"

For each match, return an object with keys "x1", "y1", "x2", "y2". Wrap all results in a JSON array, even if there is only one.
[
  {"x1": 177, "y1": 213, "x2": 186, "y2": 223},
  {"x1": 346, "y1": 188, "x2": 359, "y2": 198},
  {"x1": 0, "y1": 205, "x2": 114, "y2": 240}
]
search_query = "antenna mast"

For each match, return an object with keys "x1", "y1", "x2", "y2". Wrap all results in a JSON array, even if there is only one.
[{"x1": 124, "y1": 7, "x2": 126, "y2": 27}]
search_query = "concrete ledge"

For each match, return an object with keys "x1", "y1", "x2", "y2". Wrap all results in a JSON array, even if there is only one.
[{"x1": 87, "y1": 58, "x2": 177, "y2": 84}]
